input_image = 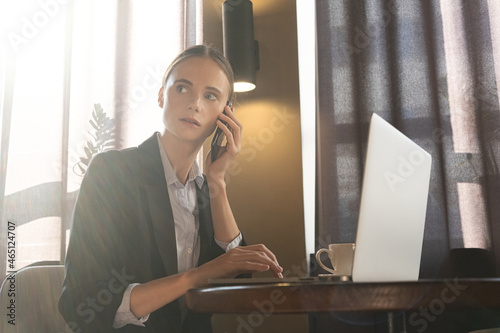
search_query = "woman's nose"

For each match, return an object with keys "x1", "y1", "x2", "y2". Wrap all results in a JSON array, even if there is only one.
[{"x1": 187, "y1": 95, "x2": 201, "y2": 111}]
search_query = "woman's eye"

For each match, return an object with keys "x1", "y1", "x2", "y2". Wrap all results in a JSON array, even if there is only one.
[
  {"x1": 205, "y1": 93, "x2": 217, "y2": 101},
  {"x1": 176, "y1": 85, "x2": 188, "y2": 93}
]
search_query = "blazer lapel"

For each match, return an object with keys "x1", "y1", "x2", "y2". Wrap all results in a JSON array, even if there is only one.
[{"x1": 138, "y1": 133, "x2": 178, "y2": 277}]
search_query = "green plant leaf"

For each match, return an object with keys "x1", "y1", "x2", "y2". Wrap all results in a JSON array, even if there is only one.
[
  {"x1": 84, "y1": 146, "x2": 93, "y2": 159},
  {"x1": 89, "y1": 120, "x2": 98, "y2": 131},
  {"x1": 78, "y1": 164, "x2": 86, "y2": 174},
  {"x1": 73, "y1": 103, "x2": 118, "y2": 176}
]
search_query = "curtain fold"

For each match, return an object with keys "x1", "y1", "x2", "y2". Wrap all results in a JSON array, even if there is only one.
[{"x1": 316, "y1": 0, "x2": 500, "y2": 275}]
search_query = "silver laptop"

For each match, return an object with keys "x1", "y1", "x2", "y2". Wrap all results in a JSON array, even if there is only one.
[
  {"x1": 209, "y1": 113, "x2": 432, "y2": 285},
  {"x1": 351, "y1": 113, "x2": 432, "y2": 282}
]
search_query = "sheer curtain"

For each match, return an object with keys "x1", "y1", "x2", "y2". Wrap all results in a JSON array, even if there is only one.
[
  {"x1": 315, "y1": 0, "x2": 500, "y2": 276},
  {"x1": 0, "y1": 0, "x2": 198, "y2": 278}
]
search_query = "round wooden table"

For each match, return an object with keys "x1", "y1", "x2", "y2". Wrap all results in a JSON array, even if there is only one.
[{"x1": 186, "y1": 278, "x2": 500, "y2": 314}]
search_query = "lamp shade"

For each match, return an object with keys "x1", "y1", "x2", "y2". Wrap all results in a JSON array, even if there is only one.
[{"x1": 222, "y1": 0, "x2": 257, "y2": 92}]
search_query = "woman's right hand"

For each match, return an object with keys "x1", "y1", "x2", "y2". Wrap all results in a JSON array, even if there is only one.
[
  {"x1": 130, "y1": 244, "x2": 282, "y2": 318},
  {"x1": 205, "y1": 104, "x2": 242, "y2": 182},
  {"x1": 186, "y1": 244, "x2": 283, "y2": 288}
]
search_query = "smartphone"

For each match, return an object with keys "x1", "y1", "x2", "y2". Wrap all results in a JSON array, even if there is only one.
[{"x1": 210, "y1": 102, "x2": 230, "y2": 162}]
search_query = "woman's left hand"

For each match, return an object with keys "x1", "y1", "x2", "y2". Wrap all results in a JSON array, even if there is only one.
[{"x1": 205, "y1": 104, "x2": 242, "y2": 182}]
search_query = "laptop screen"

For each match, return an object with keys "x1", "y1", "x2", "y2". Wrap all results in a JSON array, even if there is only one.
[{"x1": 351, "y1": 113, "x2": 432, "y2": 282}]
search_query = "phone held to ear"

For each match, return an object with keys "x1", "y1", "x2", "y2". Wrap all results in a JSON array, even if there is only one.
[{"x1": 210, "y1": 102, "x2": 230, "y2": 162}]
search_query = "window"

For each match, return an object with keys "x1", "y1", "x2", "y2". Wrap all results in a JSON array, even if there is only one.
[{"x1": 1, "y1": 0, "x2": 188, "y2": 277}]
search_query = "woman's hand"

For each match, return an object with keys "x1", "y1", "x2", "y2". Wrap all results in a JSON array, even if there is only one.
[
  {"x1": 205, "y1": 104, "x2": 242, "y2": 183},
  {"x1": 186, "y1": 244, "x2": 283, "y2": 288}
]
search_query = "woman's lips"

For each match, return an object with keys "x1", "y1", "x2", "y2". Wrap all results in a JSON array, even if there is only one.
[{"x1": 180, "y1": 117, "x2": 200, "y2": 126}]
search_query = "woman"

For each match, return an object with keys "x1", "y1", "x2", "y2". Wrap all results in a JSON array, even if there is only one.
[{"x1": 59, "y1": 45, "x2": 283, "y2": 333}]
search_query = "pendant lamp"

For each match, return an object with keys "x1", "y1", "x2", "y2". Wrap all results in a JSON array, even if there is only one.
[{"x1": 222, "y1": 0, "x2": 259, "y2": 92}]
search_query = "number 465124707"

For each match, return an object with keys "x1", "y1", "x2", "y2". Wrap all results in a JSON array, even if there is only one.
[{"x1": 7, "y1": 221, "x2": 16, "y2": 270}]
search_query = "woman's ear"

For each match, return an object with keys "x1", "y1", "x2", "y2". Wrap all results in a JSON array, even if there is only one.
[{"x1": 158, "y1": 86, "x2": 165, "y2": 108}]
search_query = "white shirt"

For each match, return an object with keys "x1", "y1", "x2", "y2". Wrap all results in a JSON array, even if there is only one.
[{"x1": 112, "y1": 134, "x2": 242, "y2": 329}]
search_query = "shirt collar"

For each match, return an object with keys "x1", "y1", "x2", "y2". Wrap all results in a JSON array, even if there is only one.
[{"x1": 156, "y1": 133, "x2": 204, "y2": 189}]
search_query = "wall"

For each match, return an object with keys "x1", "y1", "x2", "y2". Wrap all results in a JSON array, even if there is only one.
[{"x1": 202, "y1": 1, "x2": 308, "y2": 332}]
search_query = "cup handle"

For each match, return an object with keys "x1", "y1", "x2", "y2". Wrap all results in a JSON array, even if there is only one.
[{"x1": 315, "y1": 249, "x2": 336, "y2": 274}]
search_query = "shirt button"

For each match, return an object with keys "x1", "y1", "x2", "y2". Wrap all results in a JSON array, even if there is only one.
[{"x1": 187, "y1": 248, "x2": 193, "y2": 254}]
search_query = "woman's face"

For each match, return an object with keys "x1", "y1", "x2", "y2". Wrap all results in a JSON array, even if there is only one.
[{"x1": 158, "y1": 56, "x2": 231, "y2": 146}]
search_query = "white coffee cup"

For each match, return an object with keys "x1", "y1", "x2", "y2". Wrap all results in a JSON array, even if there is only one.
[{"x1": 315, "y1": 243, "x2": 356, "y2": 276}]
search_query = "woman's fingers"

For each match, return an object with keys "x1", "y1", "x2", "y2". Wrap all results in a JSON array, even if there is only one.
[
  {"x1": 222, "y1": 245, "x2": 283, "y2": 277},
  {"x1": 192, "y1": 245, "x2": 283, "y2": 286},
  {"x1": 224, "y1": 104, "x2": 243, "y2": 133},
  {"x1": 206, "y1": 107, "x2": 242, "y2": 171},
  {"x1": 217, "y1": 106, "x2": 242, "y2": 153},
  {"x1": 238, "y1": 244, "x2": 281, "y2": 268}
]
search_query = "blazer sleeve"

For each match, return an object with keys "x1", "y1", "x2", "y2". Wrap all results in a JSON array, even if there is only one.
[{"x1": 59, "y1": 151, "x2": 143, "y2": 333}]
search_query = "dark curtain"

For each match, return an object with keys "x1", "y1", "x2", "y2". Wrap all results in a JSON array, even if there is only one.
[
  {"x1": 314, "y1": 0, "x2": 500, "y2": 331},
  {"x1": 315, "y1": 0, "x2": 500, "y2": 277}
]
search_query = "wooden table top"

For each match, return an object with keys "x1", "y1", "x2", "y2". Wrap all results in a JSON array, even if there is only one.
[{"x1": 186, "y1": 278, "x2": 500, "y2": 314}]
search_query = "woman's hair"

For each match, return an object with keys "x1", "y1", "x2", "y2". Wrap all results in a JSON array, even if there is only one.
[{"x1": 162, "y1": 44, "x2": 235, "y2": 103}]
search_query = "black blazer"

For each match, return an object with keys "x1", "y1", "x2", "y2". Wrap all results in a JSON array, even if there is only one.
[{"x1": 59, "y1": 133, "x2": 225, "y2": 333}]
